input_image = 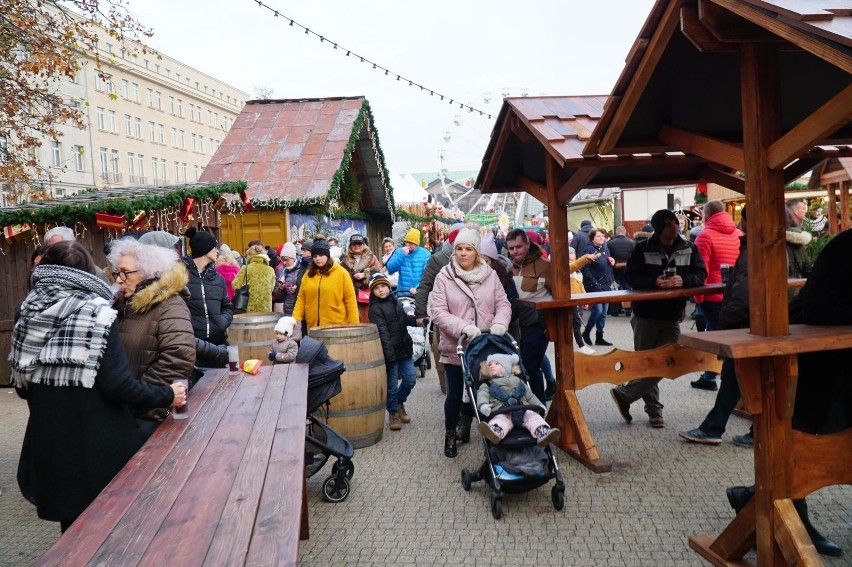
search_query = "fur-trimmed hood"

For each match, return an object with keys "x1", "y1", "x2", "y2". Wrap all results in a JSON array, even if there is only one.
[
  {"x1": 124, "y1": 263, "x2": 189, "y2": 314},
  {"x1": 786, "y1": 227, "x2": 812, "y2": 247}
]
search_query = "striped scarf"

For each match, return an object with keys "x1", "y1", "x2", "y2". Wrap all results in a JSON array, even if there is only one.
[{"x1": 10, "y1": 264, "x2": 116, "y2": 389}]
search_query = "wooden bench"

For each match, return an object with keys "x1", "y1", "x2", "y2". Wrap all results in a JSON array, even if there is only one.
[
  {"x1": 680, "y1": 325, "x2": 852, "y2": 567},
  {"x1": 35, "y1": 363, "x2": 309, "y2": 567}
]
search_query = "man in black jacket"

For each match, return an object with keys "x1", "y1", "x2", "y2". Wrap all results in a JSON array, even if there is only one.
[
  {"x1": 606, "y1": 226, "x2": 635, "y2": 316},
  {"x1": 610, "y1": 209, "x2": 706, "y2": 428}
]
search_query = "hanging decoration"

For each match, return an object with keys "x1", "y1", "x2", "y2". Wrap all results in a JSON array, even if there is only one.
[
  {"x1": 179, "y1": 197, "x2": 196, "y2": 221},
  {"x1": 95, "y1": 213, "x2": 126, "y2": 230},
  {"x1": 130, "y1": 211, "x2": 148, "y2": 230},
  {"x1": 240, "y1": 191, "x2": 254, "y2": 212},
  {"x1": 213, "y1": 196, "x2": 228, "y2": 211},
  {"x1": 3, "y1": 224, "x2": 32, "y2": 242}
]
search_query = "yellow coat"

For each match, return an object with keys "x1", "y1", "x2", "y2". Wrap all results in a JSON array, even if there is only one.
[
  {"x1": 569, "y1": 255, "x2": 593, "y2": 295},
  {"x1": 292, "y1": 262, "x2": 358, "y2": 329}
]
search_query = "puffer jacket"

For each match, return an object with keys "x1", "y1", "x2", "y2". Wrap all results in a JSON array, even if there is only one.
[
  {"x1": 216, "y1": 263, "x2": 239, "y2": 300},
  {"x1": 510, "y1": 243, "x2": 552, "y2": 335},
  {"x1": 385, "y1": 245, "x2": 431, "y2": 296},
  {"x1": 115, "y1": 263, "x2": 196, "y2": 421},
  {"x1": 624, "y1": 234, "x2": 707, "y2": 321},
  {"x1": 292, "y1": 262, "x2": 358, "y2": 328},
  {"x1": 272, "y1": 263, "x2": 305, "y2": 316},
  {"x1": 233, "y1": 254, "x2": 276, "y2": 313},
  {"x1": 182, "y1": 256, "x2": 234, "y2": 349},
  {"x1": 414, "y1": 240, "x2": 453, "y2": 318},
  {"x1": 476, "y1": 369, "x2": 543, "y2": 416},
  {"x1": 429, "y1": 261, "x2": 512, "y2": 366},
  {"x1": 369, "y1": 292, "x2": 415, "y2": 362},
  {"x1": 269, "y1": 325, "x2": 302, "y2": 364},
  {"x1": 693, "y1": 212, "x2": 742, "y2": 303}
]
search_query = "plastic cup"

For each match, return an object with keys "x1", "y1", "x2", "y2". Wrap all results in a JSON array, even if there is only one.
[
  {"x1": 172, "y1": 379, "x2": 189, "y2": 420},
  {"x1": 665, "y1": 267, "x2": 677, "y2": 278},
  {"x1": 228, "y1": 345, "x2": 239, "y2": 373},
  {"x1": 720, "y1": 264, "x2": 732, "y2": 284}
]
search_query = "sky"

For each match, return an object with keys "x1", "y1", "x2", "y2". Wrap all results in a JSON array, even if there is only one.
[{"x1": 126, "y1": 0, "x2": 657, "y2": 174}]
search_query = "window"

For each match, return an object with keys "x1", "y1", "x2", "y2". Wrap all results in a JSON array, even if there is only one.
[
  {"x1": 161, "y1": 158, "x2": 167, "y2": 182},
  {"x1": 198, "y1": 136, "x2": 203, "y2": 153},
  {"x1": 176, "y1": 99, "x2": 183, "y2": 117},
  {"x1": 105, "y1": 76, "x2": 114, "y2": 94},
  {"x1": 158, "y1": 124, "x2": 165, "y2": 144},
  {"x1": 124, "y1": 114, "x2": 132, "y2": 136},
  {"x1": 174, "y1": 161, "x2": 180, "y2": 182},
  {"x1": 181, "y1": 163, "x2": 187, "y2": 183},
  {"x1": 108, "y1": 110, "x2": 116, "y2": 133},
  {"x1": 194, "y1": 164, "x2": 200, "y2": 181},
  {"x1": 213, "y1": 112, "x2": 219, "y2": 128},
  {"x1": 131, "y1": 83, "x2": 139, "y2": 103},
  {"x1": 69, "y1": 71, "x2": 78, "y2": 84},
  {"x1": 96, "y1": 107, "x2": 105, "y2": 129},
  {"x1": 110, "y1": 150, "x2": 120, "y2": 182},
  {"x1": 99, "y1": 147, "x2": 108, "y2": 178},
  {"x1": 179, "y1": 130, "x2": 185, "y2": 149},
  {"x1": 51, "y1": 140, "x2": 61, "y2": 167},
  {"x1": 127, "y1": 152, "x2": 135, "y2": 182},
  {"x1": 144, "y1": 59, "x2": 149, "y2": 69},
  {"x1": 171, "y1": 127, "x2": 177, "y2": 146},
  {"x1": 188, "y1": 103, "x2": 195, "y2": 122},
  {"x1": 191, "y1": 133, "x2": 197, "y2": 152},
  {"x1": 168, "y1": 96, "x2": 175, "y2": 114},
  {"x1": 121, "y1": 79, "x2": 128, "y2": 99},
  {"x1": 165, "y1": 69, "x2": 171, "y2": 78},
  {"x1": 72, "y1": 145, "x2": 84, "y2": 171},
  {"x1": 137, "y1": 155, "x2": 145, "y2": 184},
  {"x1": 154, "y1": 64, "x2": 160, "y2": 73},
  {"x1": 155, "y1": 91, "x2": 162, "y2": 110},
  {"x1": 94, "y1": 71, "x2": 103, "y2": 91},
  {"x1": 148, "y1": 121, "x2": 156, "y2": 142},
  {"x1": 151, "y1": 157, "x2": 159, "y2": 184},
  {"x1": 207, "y1": 110, "x2": 213, "y2": 126},
  {"x1": 134, "y1": 117, "x2": 142, "y2": 139},
  {"x1": 147, "y1": 88, "x2": 153, "y2": 107},
  {"x1": 105, "y1": 43, "x2": 113, "y2": 54}
]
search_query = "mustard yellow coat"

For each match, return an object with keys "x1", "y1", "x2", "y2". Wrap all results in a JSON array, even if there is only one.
[{"x1": 292, "y1": 262, "x2": 358, "y2": 329}]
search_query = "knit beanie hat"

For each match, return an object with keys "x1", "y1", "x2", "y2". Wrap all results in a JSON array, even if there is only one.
[
  {"x1": 453, "y1": 228, "x2": 480, "y2": 251},
  {"x1": 580, "y1": 219, "x2": 593, "y2": 229},
  {"x1": 447, "y1": 222, "x2": 466, "y2": 244},
  {"x1": 311, "y1": 237, "x2": 331, "y2": 257},
  {"x1": 138, "y1": 230, "x2": 180, "y2": 249},
  {"x1": 368, "y1": 272, "x2": 391, "y2": 291},
  {"x1": 281, "y1": 242, "x2": 297, "y2": 260},
  {"x1": 301, "y1": 239, "x2": 313, "y2": 254},
  {"x1": 487, "y1": 353, "x2": 519, "y2": 376},
  {"x1": 185, "y1": 227, "x2": 217, "y2": 258},
  {"x1": 403, "y1": 228, "x2": 421, "y2": 245},
  {"x1": 650, "y1": 209, "x2": 679, "y2": 234},
  {"x1": 479, "y1": 233, "x2": 499, "y2": 261}
]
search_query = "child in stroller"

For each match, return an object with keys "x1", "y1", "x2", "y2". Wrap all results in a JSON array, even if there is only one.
[{"x1": 476, "y1": 353, "x2": 560, "y2": 447}]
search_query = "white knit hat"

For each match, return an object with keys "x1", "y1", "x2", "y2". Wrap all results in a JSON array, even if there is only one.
[
  {"x1": 280, "y1": 242, "x2": 297, "y2": 260},
  {"x1": 479, "y1": 233, "x2": 499, "y2": 261},
  {"x1": 453, "y1": 228, "x2": 480, "y2": 251}
]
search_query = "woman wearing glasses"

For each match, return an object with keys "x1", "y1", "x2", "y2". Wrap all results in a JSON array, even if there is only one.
[{"x1": 107, "y1": 237, "x2": 196, "y2": 437}]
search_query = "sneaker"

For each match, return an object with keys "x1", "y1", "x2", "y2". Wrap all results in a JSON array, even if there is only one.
[
  {"x1": 648, "y1": 415, "x2": 665, "y2": 428},
  {"x1": 397, "y1": 403, "x2": 412, "y2": 423},
  {"x1": 690, "y1": 378, "x2": 718, "y2": 391},
  {"x1": 678, "y1": 428, "x2": 722, "y2": 445},
  {"x1": 534, "y1": 426, "x2": 561, "y2": 447},
  {"x1": 478, "y1": 422, "x2": 502, "y2": 444},
  {"x1": 732, "y1": 432, "x2": 754, "y2": 447},
  {"x1": 578, "y1": 345, "x2": 596, "y2": 355},
  {"x1": 544, "y1": 381, "x2": 556, "y2": 401},
  {"x1": 610, "y1": 388, "x2": 632, "y2": 423},
  {"x1": 388, "y1": 413, "x2": 402, "y2": 431}
]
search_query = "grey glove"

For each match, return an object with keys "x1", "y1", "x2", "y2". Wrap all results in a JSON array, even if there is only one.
[
  {"x1": 479, "y1": 403, "x2": 492, "y2": 416},
  {"x1": 490, "y1": 323, "x2": 507, "y2": 336},
  {"x1": 462, "y1": 325, "x2": 481, "y2": 339}
]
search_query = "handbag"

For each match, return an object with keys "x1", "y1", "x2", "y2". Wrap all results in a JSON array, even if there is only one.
[
  {"x1": 233, "y1": 270, "x2": 249, "y2": 313},
  {"x1": 356, "y1": 287, "x2": 371, "y2": 304}
]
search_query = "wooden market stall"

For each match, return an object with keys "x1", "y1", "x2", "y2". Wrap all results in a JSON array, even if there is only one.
[
  {"x1": 477, "y1": 1, "x2": 851, "y2": 565},
  {"x1": 807, "y1": 157, "x2": 852, "y2": 234}
]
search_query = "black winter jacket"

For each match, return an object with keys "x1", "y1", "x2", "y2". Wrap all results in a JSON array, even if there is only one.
[
  {"x1": 415, "y1": 241, "x2": 453, "y2": 319},
  {"x1": 717, "y1": 235, "x2": 749, "y2": 331},
  {"x1": 624, "y1": 234, "x2": 706, "y2": 321},
  {"x1": 607, "y1": 235, "x2": 635, "y2": 264},
  {"x1": 182, "y1": 257, "x2": 234, "y2": 362},
  {"x1": 369, "y1": 293, "x2": 416, "y2": 362}
]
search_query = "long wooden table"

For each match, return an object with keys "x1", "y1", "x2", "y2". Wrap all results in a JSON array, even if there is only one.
[{"x1": 36, "y1": 363, "x2": 309, "y2": 567}]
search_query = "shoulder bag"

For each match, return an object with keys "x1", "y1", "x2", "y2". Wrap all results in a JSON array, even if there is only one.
[{"x1": 233, "y1": 269, "x2": 250, "y2": 313}]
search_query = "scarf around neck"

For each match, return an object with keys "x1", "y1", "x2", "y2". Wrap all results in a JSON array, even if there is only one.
[
  {"x1": 451, "y1": 257, "x2": 489, "y2": 288},
  {"x1": 10, "y1": 264, "x2": 117, "y2": 389}
]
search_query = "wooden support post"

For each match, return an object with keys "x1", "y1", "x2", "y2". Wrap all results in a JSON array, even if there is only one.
[
  {"x1": 841, "y1": 180, "x2": 851, "y2": 232},
  {"x1": 827, "y1": 183, "x2": 838, "y2": 235}
]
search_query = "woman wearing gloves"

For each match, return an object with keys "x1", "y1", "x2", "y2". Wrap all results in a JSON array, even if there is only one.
[{"x1": 429, "y1": 227, "x2": 512, "y2": 458}]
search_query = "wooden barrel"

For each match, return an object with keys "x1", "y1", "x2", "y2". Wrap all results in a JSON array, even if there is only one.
[
  {"x1": 310, "y1": 324, "x2": 386, "y2": 448},
  {"x1": 229, "y1": 312, "x2": 281, "y2": 363}
]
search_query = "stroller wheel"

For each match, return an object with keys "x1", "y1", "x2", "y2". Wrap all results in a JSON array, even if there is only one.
[
  {"x1": 332, "y1": 459, "x2": 355, "y2": 480},
  {"x1": 490, "y1": 493, "x2": 502, "y2": 519},
  {"x1": 322, "y1": 475, "x2": 350, "y2": 503},
  {"x1": 461, "y1": 468, "x2": 472, "y2": 492},
  {"x1": 551, "y1": 486, "x2": 565, "y2": 511},
  {"x1": 418, "y1": 361, "x2": 426, "y2": 378}
]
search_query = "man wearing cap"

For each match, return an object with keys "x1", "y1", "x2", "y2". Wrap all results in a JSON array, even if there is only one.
[
  {"x1": 385, "y1": 227, "x2": 431, "y2": 299},
  {"x1": 610, "y1": 209, "x2": 706, "y2": 428}
]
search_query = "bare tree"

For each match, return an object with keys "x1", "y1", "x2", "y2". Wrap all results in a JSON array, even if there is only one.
[{"x1": 252, "y1": 86, "x2": 275, "y2": 100}]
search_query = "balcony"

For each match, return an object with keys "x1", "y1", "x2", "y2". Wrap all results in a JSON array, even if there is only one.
[{"x1": 100, "y1": 172, "x2": 122, "y2": 184}]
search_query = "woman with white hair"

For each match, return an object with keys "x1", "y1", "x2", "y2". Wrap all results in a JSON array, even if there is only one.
[{"x1": 107, "y1": 238, "x2": 196, "y2": 437}]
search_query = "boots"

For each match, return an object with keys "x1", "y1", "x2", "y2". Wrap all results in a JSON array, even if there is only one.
[
  {"x1": 456, "y1": 414, "x2": 472, "y2": 443},
  {"x1": 793, "y1": 498, "x2": 842, "y2": 557},
  {"x1": 581, "y1": 328, "x2": 593, "y2": 346},
  {"x1": 397, "y1": 403, "x2": 412, "y2": 423},
  {"x1": 444, "y1": 428, "x2": 457, "y2": 458},
  {"x1": 595, "y1": 332, "x2": 613, "y2": 346}
]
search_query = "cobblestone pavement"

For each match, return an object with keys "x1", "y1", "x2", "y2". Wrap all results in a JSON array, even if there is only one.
[{"x1": 2, "y1": 316, "x2": 849, "y2": 566}]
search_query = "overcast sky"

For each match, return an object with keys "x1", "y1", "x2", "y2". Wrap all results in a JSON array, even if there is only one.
[{"x1": 127, "y1": 0, "x2": 656, "y2": 174}]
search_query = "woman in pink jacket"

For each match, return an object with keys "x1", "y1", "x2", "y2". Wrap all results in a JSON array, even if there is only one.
[{"x1": 429, "y1": 228, "x2": 512, "y2": 458}]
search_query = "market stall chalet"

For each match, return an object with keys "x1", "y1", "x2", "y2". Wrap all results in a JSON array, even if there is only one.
[
  {"x1": 478, "y1": 1, "x2": 851, "y2": 565},
  {"x1": 0, "y1": 181, "x2": 245, "y2": 383},
  {"x1": 199, "y1": 97, "x2": 395, "y2": 252},
  {"x1": 807, "y1": 157, "x2": 852, "y2": 234}
]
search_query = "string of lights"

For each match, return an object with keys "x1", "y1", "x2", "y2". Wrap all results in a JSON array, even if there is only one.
[{"x1": 251, "y1": 0, "x2": 494, "y2": 119}]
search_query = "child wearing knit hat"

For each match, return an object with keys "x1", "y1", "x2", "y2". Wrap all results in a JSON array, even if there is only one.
[{"x1": 475, "y1": 353, "x2": 560, "y2": 447}]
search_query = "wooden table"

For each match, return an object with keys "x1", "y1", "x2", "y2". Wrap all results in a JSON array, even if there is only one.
[
  {"x1": 680, "y1": 325, "x2": 852, "y2": 566},
  {"x1": 36, "y1": 363, "x2": 309, "y2": 567}
]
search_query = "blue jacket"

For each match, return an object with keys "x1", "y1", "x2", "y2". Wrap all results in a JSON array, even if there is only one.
[{"x1": 385, "y1": 246, "x2": 431, "y2": 297}]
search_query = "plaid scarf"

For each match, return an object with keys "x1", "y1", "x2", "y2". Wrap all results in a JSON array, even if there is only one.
[{"x1": 10, "y1": 264, "x2": 116, "y2": 389}]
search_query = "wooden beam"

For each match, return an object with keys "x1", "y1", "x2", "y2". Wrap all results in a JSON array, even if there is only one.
[
  {"x1": 477, "y1": 109, "x2": 514, "y2": 195},
  {"x1": 782, "y1": 158, "x2": 821, "y2": 184},
  {"x1": 767, "y1": 84, "x2": 852, "y2": 169},
  {"x1": 509, "y1": 115, "x2": 534, "y2": 144},
  {"x1": 698, "y1": 165, "x2": 745, "y2": 193},
  {"x1": 658, "y1": 125, "x2": 745, "y2": 171},
  {"x1": 597, "y1": 0, "x2": 683, "y2": 154},
  {"x1": 699, "y1": 0, "x2": 788, "y2": 43},
  {"x1": 515, "y1": 175, "x2": 549, "y2": 204},
  {"x1": 681, "y1": 4, "x2": 736, "y2": 52},
  {"x1": 557, "y1": 167, "x2": 599, "y2": 206}
]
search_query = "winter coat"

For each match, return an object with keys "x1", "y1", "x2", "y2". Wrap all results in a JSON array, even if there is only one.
[
  {"x1": 233, "y1": 254, "x2": 276, "y2": 313},
  {"x1": 633, "y1": 229, "x2": 654, "y2": 244},
  {"x1": 786, "y1": 227, "x2": 812, "y2": 300},
  {"x1": 115, "y1": 263, "x2": 196, "y2": 422},
  {"x1": 510, "y1": 243, "x2": 552, "y2": 335},
  {"x1": 581, "y1": 242, "x2": 614, "y2": 292},
  {"x1": 570, "y1": 226, "x2": 593, "y2": 255},
  {"x1": 429, "y1": 262, "x2": 512, "y2": 366},
  {"x1": 414, "y1": 240, "x2": 453, "y2": 319},
  {"x1": 569, "y1": 255, "x2": 594, "y2": 295},
  {"x1": 292, "y1": 262, "x2": 358, "y2": 329},
  {"x1": 476, "y1": 368, "x2": 543, "y2": 416},
  {"x1": 182, "y1": 256, "x2": 234, "y2": 351},
  {"x1": 216, "y1": 263, "x2": 240, "y2": 300},
  {"x1": 607, "y1": 235, "x2": 635, "y2": 265},
  {"x1": 269, "y1": 325, "x2": 302, "y2": 364},
  {"x1": 369, "y1": 292, "x2": 415, "y2": 362},
  {"x1": 272, "y1": 262, "x2": 305, "y2": 317},
  {"x1": 624, "y1": 234, "x2": 707, "y2": 321},
  {"x1": 384, "y1": 245, "x2": 431, "y2": 296},
  {"x1": 693, "y1": 212, "x2": 742, "y2": 303},
  {"x1": 340, "y1": 246, "x2": 382, "y2": 291},
  {"x1": 16, "y1": 321, "x2": 174, "y2": 523},
  {"x1": 717, "y1": 235, "x2": 749, "y2": 331}
]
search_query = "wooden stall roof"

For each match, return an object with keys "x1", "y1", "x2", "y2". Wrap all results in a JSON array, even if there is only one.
[
  {"x1": 199, "y1": 96, "x2": 394, "y2": 220},
  {"x1": 808, "y1": 157, "x2": 852, "y2": 188},
  {"x1": 584, "y1": 0, "x2": 852, "y2": 165}
]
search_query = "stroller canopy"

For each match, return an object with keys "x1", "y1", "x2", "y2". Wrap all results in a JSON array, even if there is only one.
[{"x1": 297, "y1": 336, "x2": 346, "y2": 413}]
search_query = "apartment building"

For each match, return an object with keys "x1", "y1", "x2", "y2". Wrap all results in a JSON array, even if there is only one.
[{"x1": 15, "y1": 28, "x2": 249, "y2": 201}]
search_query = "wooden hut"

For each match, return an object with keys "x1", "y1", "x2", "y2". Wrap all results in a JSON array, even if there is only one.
[
  {"x1": 199, "y1": 97, "x2": 396, "y2": 251},
  {"x1": 807, "y1": 157, "x2": 852, "y2": 233}
]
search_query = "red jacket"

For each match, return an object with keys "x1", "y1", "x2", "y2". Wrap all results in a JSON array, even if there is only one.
[{"x1": 694, "y1": 212, "x2": 742, "y2": 303}]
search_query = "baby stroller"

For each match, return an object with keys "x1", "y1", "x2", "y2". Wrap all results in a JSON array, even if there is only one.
[
  {"x1": 458, "y1": 333, "x2": 566, "y2": 519},
  {"x1": 397, "y1": 295, "x2": 431, "y2": 377},
  {"x1": 297, "y1": 336, "x2": 355, "y2": 502}
]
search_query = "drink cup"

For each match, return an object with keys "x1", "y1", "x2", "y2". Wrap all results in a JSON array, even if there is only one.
[
  {"x1": 172, "y1": 379, "x2": 189, "y2": 420},
  {"x1": 720, "y1": 264, "x2": 732, "y2": 284},
  {"x1": 228, "y1": 345, "x2": 239, "y2": 373},
  {"x1": 665, "y1": 267, "x2": 677, "y2": 278}
]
